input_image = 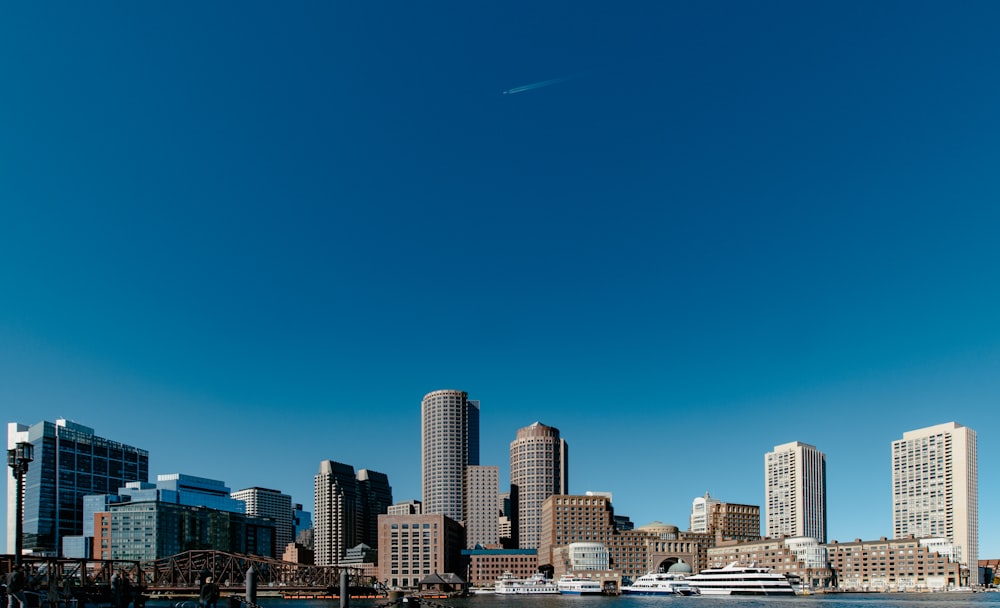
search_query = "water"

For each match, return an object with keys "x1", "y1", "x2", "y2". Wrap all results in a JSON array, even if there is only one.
[{"x1": 147, "y1": 593, "x2": 1000, "y2": 608}]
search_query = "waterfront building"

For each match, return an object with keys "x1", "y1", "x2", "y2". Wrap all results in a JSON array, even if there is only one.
[
  {"x1": 765, "y1": 441, "x2": 827, "y2": 542},
  {"x1": 358, "y1": 469, "x2": 393, "y2": 549},
  {"x1": 462, "y1": 548, "x2": 537, "y2": 587},
  {"x1": 341, "y1": 543, "x2": 379, "y2": 580},
  {"x1": 892, "y1": 421, "x2": 977, "y2": 582},
  {"x1": 388, "y1": 500, "x2": 422, "y2": 515},
  {"x1": 464, "y1": 465, "x2": 499, "y2": 549},
  {"x1": 109, "y1": 500, "x2": 274, "y2": 560},
  {"x1": 568, "y1": 541, "x2": 610, "y2": 570},
  {"x1": 6, "y1": 419, "x2": 149, "y2": 556},
  {"x1": 232, "y1": 486, "x2": 294, "y2": 558},
  {"x1": 708, "y1": 536, "x2": 833, "y2": 589},
  {"x1": 825, "y1": 536, "x2": 961, "y2": 591},
  {"x1": 377, "y1": 513, "x2": 465, "y2": 590},
  {"x1": 421, "y1": 390, "x2": 479, "y2": 523},
  {"x1": 314, "y1": 460, "x2": 362, "y2": 566},
  {"x1": 539, "y1": 494, "x2": 711, "y2": 584},
  {"x1": 510, "y1": 422, "x2": 568, "y2": 549},
  {"x1": 690, "y1": 492, "x2": 761, "y2": 541}
]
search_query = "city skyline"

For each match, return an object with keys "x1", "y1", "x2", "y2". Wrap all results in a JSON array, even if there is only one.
[{"x1": 2, "y1": 2, "x2": 998, "y2": 559}]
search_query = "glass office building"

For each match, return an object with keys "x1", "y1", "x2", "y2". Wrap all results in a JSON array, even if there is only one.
[{"x1": 6, "y1": 419, "x2": 148, "y2": 556}]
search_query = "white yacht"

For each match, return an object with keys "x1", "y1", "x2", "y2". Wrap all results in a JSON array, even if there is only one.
[
  {"x1": 621, "y1": 572, "x2": 697, "y2": 596},
  {"x1": 685, "y1": 562, "x2": 795, "y2": 596},
  {"x1": 495, "y1": 572, "x2": 560, "y2": 595},
  {"x1": 557, "y1": 574, "x2": 603, "y2": 595}
]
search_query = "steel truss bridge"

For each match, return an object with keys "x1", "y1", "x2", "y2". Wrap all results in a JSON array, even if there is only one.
[{"x1": 2, "y1": 550, "x2": 367, "y2": 595}]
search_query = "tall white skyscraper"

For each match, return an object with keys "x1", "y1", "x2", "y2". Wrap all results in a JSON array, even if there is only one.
[
  {"x1": 892, "y1": 422, "x2": 977, "y2": 580},
  {"x1": 421, "y1": 389, "x2": 480, "y2": 522},
  {"x1": 765, "y1": 441, "x2": 826, "y2": 542},
  {"x1": 510, "y1": 421, "x2": 568, "y2": 549}
]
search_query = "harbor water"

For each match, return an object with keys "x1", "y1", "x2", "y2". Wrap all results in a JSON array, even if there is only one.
[{"x1": 147, "y1": 593, "x2": 1000, "y2": 608}]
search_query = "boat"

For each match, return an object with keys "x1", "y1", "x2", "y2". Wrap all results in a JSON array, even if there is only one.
[
  {"x1": 621, "y1": 571, "x2": 697, "y2": 596},
  {"x1": 557, "y1": 574, "x2": 603, "y2": 595},
  {"x1": 685, "y1": 562, "x2": 795, "y2": 596},
  {"x1": 495, "y1": 572, "x2": 560, "y2": 595}
]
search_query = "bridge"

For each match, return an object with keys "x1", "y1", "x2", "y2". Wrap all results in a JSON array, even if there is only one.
[{"x1": 1, "y1": 551, "x2": 371, "y2": 597}]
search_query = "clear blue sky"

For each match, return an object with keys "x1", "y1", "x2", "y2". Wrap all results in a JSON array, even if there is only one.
[{"x1": 2, "y1": 2, "x2": 998, "y2": 558}]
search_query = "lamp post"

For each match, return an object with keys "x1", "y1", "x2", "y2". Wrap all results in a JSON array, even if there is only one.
[{"x1": 8, "y1": 440, "x2": 34, "y2": 565}]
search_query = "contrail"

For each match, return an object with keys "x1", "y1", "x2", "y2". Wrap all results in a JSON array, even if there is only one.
[{"x1": 502, "y1": 75, "x2": 577, "y2": 95}]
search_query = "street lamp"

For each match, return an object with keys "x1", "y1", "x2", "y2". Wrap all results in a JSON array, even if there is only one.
[{"x1": 8, "y1": 441, "x2": 34, "y2": 565}]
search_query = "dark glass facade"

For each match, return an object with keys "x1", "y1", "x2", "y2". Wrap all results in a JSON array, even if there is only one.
[{"x1": 13, "y1": 420, "x2": 148, "y2": 556}]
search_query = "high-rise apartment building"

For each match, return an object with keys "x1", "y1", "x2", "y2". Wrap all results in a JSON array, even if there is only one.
[
  {"x1": 232, "y1": 487, "x2": 294, "y2": 558},
  {"x1": 765, "y1": 441, "x2": 826, "y2": 542},
  {"x1": 314, "y1": 460, "x2": 362, "y2": 566},
  {"x1": 358, "y1": 469, "x2": 393, "y2": 549},
  {"x1": 6, "y1": 419, "x2": 149, "y2": 556},
  {"x1": 421, "y1": 390, "x2": 479, "y2": 522},
  {"x1": 464, "y1": 465, "x2": 499, "y2": 548},
  {"x1": 892, "y1": 422, "x2": 977, "y2": 581},
  {"x1": 377, "y1": 513, "x2": 465, "y2": 590},
  {"x1": 314, "y1": 460, "x2": 391, "y2": 566},
  {"x1": 510, "y1": 422, "x2": 567, "y2": 549}
]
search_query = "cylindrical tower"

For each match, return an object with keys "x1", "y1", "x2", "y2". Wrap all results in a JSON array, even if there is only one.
[
  {"x1": 421, "y1": 389, "x2": 480, "y2": 522},
  {"x1": 510, "y1": 421, "x2": 568, "y2": 549}
]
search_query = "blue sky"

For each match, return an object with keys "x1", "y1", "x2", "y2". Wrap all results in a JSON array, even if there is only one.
[{"x1": 1, "y1": 2, "x2": 998, "y2": 558}]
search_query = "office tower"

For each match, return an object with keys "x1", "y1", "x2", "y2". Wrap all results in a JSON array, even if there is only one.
[
  {"x1": 464, "y1": 465, "x2": 499, "y2": 548},
  {"x1": 232, "y1": 487, "x2": 294, "y2": 558},
  {"x1": 510, "y1": 421, "x2": 568, "y2": 549},
  {"x1": 357, "y1": 468, "x2": 393, "y2": 548},
  {"x1": 314, "y1": 460, "x2": 361, "y2": 565},
  {"x1": 690, "y1": 492, "x2": 760, "y2": 541},
  {"x1": 421, "y1": 389, "x2": 480, "y2": 522},
  {"x1": 765, "y1": 441, "x2": 827, "y2": 542},
  {"x1": 892, "y1": 422, "x2": 977, "y2": 580},
  {"x1": 6, "y1": 419, "x2": 149, "y2": 556},
  {"x1": 292, "y1": 503, "x2": 312, "y2": 542}
]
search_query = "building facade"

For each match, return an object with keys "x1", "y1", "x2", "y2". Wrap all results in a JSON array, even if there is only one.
[
  {"x1": 6, "y1": 419, "x2": 149, "y2": 556},
  {"x1": 825, "y1": 536, "x2": 962, "y2": 591},
  {"x1": 421, "y1": 390, "x2": 480, "y2": 523},
  {"x1": 765, "y1": 441, "x2": 827, "y2": 542},
  {"x1": 690, "y1": 492, "x2": 760, "y2": 541},
  {"x1": 464, "y1": 466, "x2": 499, "y2": 549},
  {"x1": 510, "y1": 422, "x2": 568, "y2": 549},
  {"x1": 539, "y1": 494, "x2": 712, "y2": 584},
  {"x1": 358, "y1": 469, "x2": 393, "y2": 549},
  {"x1": 231, "y1": 487, "x2": 294, "y2": 558},
  {"x1": 708, "y1": 536, "x2": 833, "y2": 589},
  {"x1": 377, "y1": 513, "x2": 465, "y2": 590},
  {"x1": 462, "y1": 548, "x2": 537, "y2": 587},
  {"x1": 314, "y1": 460, "x2": 362, "y2": 566},
  {"x1": 891, "y1": 422, "x2": 978, "y2": 581},
  {"x1": 388, "y1": 500, "x2": 422, "y2": 516},
  {"x1": 109, "y1": 501, "x2": 275, "y2": 561}
]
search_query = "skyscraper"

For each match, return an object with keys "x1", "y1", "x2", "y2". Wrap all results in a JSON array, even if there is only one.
[
  {"x1": 314, "y1": 460, "x2": 361, "y2": 566},
  {"x1": 357, "y1": 468, "x2": 393, "y2": 549},
  {"x1": 231, "y1": 486, "x2": 294, "y2": 558},
  {"x1": 421, "y1": 389, "x2": 480, "y2": 522},
  {"x1": 510, "y1": 422, "x2": 568, "y2": 549},
  {"x1": 464, "y1": 465, "x2": 499, "y2": 549},
  {"x1": 892, "y1": 422, "x2": 978, "y2": 580},
  {"x1": 6, "y1": 419, "x2": 149, "y2": 556},
  {"x1": 765, "y1": 441, "x2": 826, "y2": 542}
]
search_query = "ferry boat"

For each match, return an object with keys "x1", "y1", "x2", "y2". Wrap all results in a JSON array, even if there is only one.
[
  {"x1": 684, "y1": 562, "x2": 795, "y2": 596},
  {"x1": 557, "y1": 575, "x2": 603, "y2": 595},
  {"x1": 621, "y1": 572, "x2": 697, "y2": 596},
  {"x1": 495, "y1": 572, "x2": 560, "y2": 595}
]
